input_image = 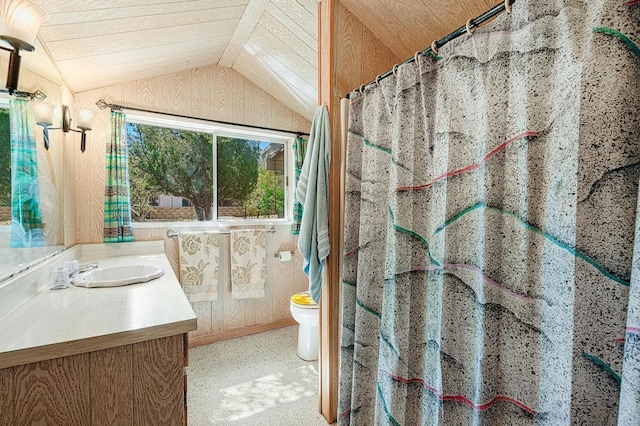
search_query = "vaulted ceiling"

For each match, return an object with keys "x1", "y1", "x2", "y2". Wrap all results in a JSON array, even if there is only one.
[{"x1": 27, "y1": 0, "x2": 498, "y2": 121}]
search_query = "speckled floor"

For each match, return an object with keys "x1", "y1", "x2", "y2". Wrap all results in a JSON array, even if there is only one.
[{"x1": 187, "y1": 326, "x2": 330, "y2": 426}]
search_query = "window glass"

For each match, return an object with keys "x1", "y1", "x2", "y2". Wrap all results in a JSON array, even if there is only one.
[
  {"x1": 127, "y1": 121, "x2": 289, "y2": 223},
  {"x1": 217, "y1": 136, "x2": 286, "y2": 220}
]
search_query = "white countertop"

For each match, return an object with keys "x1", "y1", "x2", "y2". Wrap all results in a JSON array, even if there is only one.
[{"x1": 0, "y1": 243, "x2": 197, "y2": 369}]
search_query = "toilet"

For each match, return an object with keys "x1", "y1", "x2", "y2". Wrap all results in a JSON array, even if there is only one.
[{"x1": 290, "y1": 291, "x2": 319, "y2": 361}]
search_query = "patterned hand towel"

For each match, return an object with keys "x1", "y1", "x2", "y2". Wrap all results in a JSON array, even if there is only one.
[
  {"x1": 230, "y1": 229, "x2": 266, "y2": 299},
  {"x1": 178, "y1": 231, "x2": 221, "y2": 302}
]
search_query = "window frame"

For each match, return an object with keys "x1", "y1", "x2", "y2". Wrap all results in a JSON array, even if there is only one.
[{"x1": 125, "y1": 110, "x2": 295, "y2": 227}]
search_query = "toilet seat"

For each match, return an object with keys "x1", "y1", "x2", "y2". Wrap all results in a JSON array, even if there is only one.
[{"x1": 291, "y1": 291, "x2": 318, "y2": 309}]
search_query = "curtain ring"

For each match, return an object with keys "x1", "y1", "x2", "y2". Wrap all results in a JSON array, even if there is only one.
[
  {"x1": 359, "y1": 84, "x2": 365, "y2": 95},
  {"x1": 504, "y1": 0, "x2": 512, "y2": 13},
  {"x1": 431, "y1": 40, "x2": 439, "y2": 55},
  {"x1": 392, "y1": 64, "x2": 399, "y2": 77},
  {"x1": 466, "y1": 18, "x2": 475, "y2": 36},
  {"x1": 414, "y1": 50, "x2": 421, "y2": 64},
  {"x1": 375, "y1": 74, "x2": 382, "y2": 87}
]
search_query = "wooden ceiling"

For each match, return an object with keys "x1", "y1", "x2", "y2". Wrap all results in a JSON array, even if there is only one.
[
  {"x1": 30, "y1": 0, "x2": 317, "y2": 119},
  {"x1": 27, "y1": 0, "x2": 498, "y2": 121},
  {"x1": 339, "y1": 0, "x2": 498, "y2": 60}
]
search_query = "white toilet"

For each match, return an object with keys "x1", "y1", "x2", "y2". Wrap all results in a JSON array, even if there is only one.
[{"x1": 290, "y1": 291, "x2": 319, "y2": 361}]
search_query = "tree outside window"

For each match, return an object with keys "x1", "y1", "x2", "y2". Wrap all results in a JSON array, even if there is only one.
[{"x1": 127, "y1": 122, "x2": 287, "y2": 222}]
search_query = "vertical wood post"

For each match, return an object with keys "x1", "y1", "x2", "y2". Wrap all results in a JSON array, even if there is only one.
[{"x1": 318, "y1": 0, "x2": 340, "y2": 423}]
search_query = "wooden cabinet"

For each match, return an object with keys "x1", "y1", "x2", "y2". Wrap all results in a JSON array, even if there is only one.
[{"x1": 0, "y1": 334, "x2": 186, "y2": 426}]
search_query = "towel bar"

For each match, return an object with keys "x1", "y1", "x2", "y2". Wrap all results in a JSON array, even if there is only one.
[{"x1": 166, "y1": 227, "x2": 276, "y2": 238}]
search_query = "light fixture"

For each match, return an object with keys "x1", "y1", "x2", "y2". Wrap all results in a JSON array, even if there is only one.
[
  {"x1": 31, "y1": 103, "x2": 97, "y2": 152},
  {"x1": 30, "y1": 100, "x2": 57, "y2": 149},
  {"x1": 68, "y1": 106, "x2": 97, "y2": 153},
  {"x1": 0, "y1": 0, "x2": 50, "y2": 95}
]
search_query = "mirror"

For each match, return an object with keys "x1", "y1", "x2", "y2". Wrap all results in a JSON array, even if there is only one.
[{"x1": 0, "y1": 56, "x2": 65, "y2": 283}]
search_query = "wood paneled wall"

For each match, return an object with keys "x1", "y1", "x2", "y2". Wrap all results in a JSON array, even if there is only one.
[
  {"x1": 338, "y1": 0, "x2": 497, "y2": 60},
  {"x1": 73, "y1": 63, "x2": 310, "y2": 245},
  {"x1": 333, "y1": 2, "x2": 401, "y2": 97},
  {"x1": 1, "y1": 335, "x2": 185, "y2": 426},
  {"x1": 317, "y1": 1, "x2": 401, "y2": 422},
  {"x1": 163, "y1": 225, "x2": 308, "y2": 346},
  {"x1": 72, "y1": 65, "x2": 311, "y2": 344}
]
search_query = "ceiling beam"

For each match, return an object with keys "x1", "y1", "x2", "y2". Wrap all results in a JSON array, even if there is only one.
[{"x1": 218, "y1": 0, "x2": 270, "y2": 68}]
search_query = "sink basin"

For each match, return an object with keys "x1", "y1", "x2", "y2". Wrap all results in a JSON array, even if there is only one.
[{"x1": 72, "y1": 264, "x2": 165, "y2": 288}]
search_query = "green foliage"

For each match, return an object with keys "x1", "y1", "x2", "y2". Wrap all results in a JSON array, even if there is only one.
[
  {"x1": 127, "y1": 126, "x2": 261, "y2": 221},
  {"x1": 244, "y1": 167, "x2": 285, "y2": 218},
  {"x1": 127, "y1": 123, "x2": 213, "y2": 221},
  {"x1": 0, "y1": 109, "x2": 10, "y2": 207},
  {"x1": 216, "y1": 136, "x2": 260, "y2": 206}
]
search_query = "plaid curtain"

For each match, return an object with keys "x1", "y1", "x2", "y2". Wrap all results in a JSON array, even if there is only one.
[
  {"x1": 9, "y1": 99, "x2": 44, "y2": 248},
  {"x1": 103, "y1": 111, "x2": 134, "y2": 243},
  {"x1": 292, "y1": 135, "x2": 307, "y2": 234}
]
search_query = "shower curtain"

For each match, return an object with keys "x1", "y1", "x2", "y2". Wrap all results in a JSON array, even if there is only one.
[{"x1": 339, "y1": 1, "x2": 640, "y2": 425}]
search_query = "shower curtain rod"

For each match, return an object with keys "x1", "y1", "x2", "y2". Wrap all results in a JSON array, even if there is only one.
[
  {"x1": 346, "y1": 0, "x2": 515, "y2": 98},
  {"x1": 95, "y1": 99, "x2": 310, "y2": 137}
]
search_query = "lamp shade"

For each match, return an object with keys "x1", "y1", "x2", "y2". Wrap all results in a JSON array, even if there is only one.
[
  {"x1": 30, "y1": 101, "x2": 54, "y2": 126},
  {"x1": 74, "y1": 107, "x2": 97, "y2": 131},
  {"x1": 0, "y1": 0, "x2": 50, "y2": 51}
]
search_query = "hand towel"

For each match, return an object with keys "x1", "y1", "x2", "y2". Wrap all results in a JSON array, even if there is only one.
[
  {"x1": 230, "y1": 229, "x2": 267, "y2": 299},
  {"x1": 178, "y1": 231, "x2": 221, "y2": 302},
  {"x1": 296, "y1": 105, "x2": 331, "y2": 304}
]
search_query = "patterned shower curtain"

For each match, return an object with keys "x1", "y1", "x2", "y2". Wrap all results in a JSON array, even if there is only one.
[
  {"x1": 9, "y1": 99, "x2": 44, "y2": 248},
  {"x1": 103, "y1": 111, "x2": 134, "y2": 243},
  {"x1": 339, "y1": 1, "x2": 640, "y2": 425}
]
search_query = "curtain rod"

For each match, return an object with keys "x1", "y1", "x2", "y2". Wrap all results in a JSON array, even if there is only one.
[
  {"x1": 346, "y1": 0, "x2": 515, "y2": 99},
  {"x1": 0, "y1": 89, "x2": 47, "y2": 101},
  {"x1": 95, "y1": 99, "x2": 310, "y2": 137}
]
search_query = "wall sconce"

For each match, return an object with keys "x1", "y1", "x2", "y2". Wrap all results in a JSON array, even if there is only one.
[
  {"x1": 0, "y1": 0, "x2": 50, "y2": 95},
  {"x1": 67, "y1": 106, "x2": 97, "y2": 153},
  {"x1": 30, "y1": 103, "x2": 97, "y2": 152},
  {"x1": 30, "y1": 100, "x2": 57, "y2": 149}
]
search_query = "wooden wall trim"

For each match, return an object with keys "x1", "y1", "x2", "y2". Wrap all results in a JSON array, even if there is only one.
[
  {"x1": 188, "y1": 318, "x2": 297, "y2": 348},
  {"x1": 318, "y1": 1, "x2": 401, "y2": 423},
  {"x1": 318, "y1": 0, "x2": 340, "y2": 423},
  {"x1": 219, "y1": 0, "x2": 271, "y2": 67}
]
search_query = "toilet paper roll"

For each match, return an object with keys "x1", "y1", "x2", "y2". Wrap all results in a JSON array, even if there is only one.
[{"x1": 278, "y1": 251, "x2": 292, "y2": 262}]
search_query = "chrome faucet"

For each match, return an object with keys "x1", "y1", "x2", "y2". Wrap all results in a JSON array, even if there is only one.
[{"x1": 68, "y1": 262, "x2": 99, "y2": 278}]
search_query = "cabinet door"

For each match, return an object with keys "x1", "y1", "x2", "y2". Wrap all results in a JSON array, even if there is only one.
[
  {"x1": 133, "y1": 335, "x2": 184, "y2": 425},
  {"x1": 0, "y1": 367, "x2": 13, "y2": 425},
  {"x1": 90, "y1": 344, "x2": 134, "y2": 425},
  {"x1": 14, "y1": 354, "x2": 90, "y2": 425}
]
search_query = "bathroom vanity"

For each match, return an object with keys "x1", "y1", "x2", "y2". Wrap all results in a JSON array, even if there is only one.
[{"x1": 0, "y1": 241, "x2": 196, "y2": 425}]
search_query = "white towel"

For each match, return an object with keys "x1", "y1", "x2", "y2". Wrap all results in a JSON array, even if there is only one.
[
  {"x1": 296, "y1": 105, "x2": 331, "y2": 304},
  {"x1": 178, "y1": 231, "x2": 221, "y2": 302},
  {"x1": 230, "y1": 229, "x2": 267, "y2": 299}
]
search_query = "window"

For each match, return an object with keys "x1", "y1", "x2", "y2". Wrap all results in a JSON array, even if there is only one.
[{"x1": 126, "y1": 114, "x2": 292, "y2": 223}]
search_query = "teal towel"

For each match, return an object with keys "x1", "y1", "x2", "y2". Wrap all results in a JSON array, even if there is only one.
[{"x1": 296, "y1": 106, "x2": 330, "y2": 304}]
